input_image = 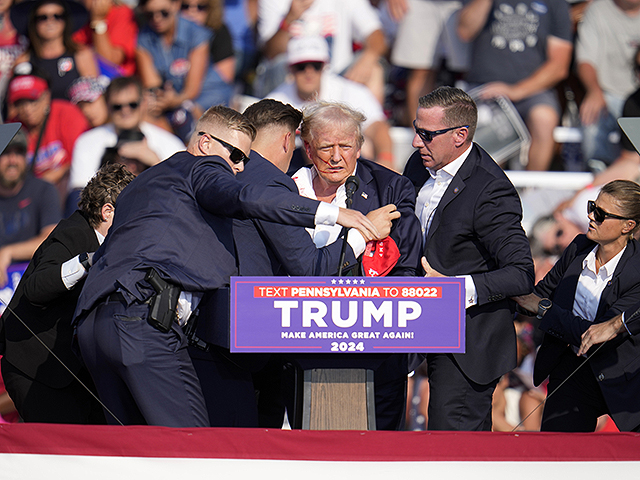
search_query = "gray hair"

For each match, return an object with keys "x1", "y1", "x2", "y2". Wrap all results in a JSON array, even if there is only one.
[{"x1": 300, "y1": 101, "x2": 366, "y2": 148}]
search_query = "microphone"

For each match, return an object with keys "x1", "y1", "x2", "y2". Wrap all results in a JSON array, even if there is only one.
[
  {"x1": 338, "y1": 176, "x2": 360, "y2": 276},
  {"x1": 344, "y1": 176, "x2": 359, "y2": 208}
]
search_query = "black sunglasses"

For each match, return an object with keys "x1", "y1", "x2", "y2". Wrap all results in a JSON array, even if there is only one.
[
  {"x1": 413, "y1": 121, "x2": 468, "y2": 143},
  {"x1": 145, "y1": 9, "x2": 171, "y2": 20},
  {"x1": 293, "y1": 61, "x2": 324, "y2": 73},
  {"x1": 199, "y1": 132, "x2": 249, "y2": 165},
  {"x1": 110, "y1": 102, "x2": 140, "y2": 111},
  {"x1": 181, "y1": 2, "x2": 208, "y2": 11},
  {"x1": 35, "y1": 13, "x2": 65, "y2": 23},
  {"x1": 587, "y1": 200, "x2": 629, "y2": 223}
]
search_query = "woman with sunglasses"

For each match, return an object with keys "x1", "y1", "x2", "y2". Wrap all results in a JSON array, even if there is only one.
[
  {"x1": 514, "y1": 180, "x2": 640, "y2": 432},
  {"x1": 12, "y1": 0, "x2": 98, "y2": 101},
  {"x1": 136, "y1": 0, "x2": 232, "y2": 142},
  {"x1": 179, "y1": 0, "x2": 235, "y2": 86}
]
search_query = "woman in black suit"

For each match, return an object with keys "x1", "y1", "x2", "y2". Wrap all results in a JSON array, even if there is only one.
[{"x1": 515, "y1": 180, "x2": 640, "y2": 432}]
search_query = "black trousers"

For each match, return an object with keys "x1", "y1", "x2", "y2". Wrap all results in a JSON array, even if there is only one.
[
  {"x1": 1, "y1": 359, "x2": 105, "y2": 424},
  {"x1": 541, "y1": 348, "x2": 609, "y2": 432},
  {"x1": 426, "y1": 353, "x2": 499, "y2": 431}
]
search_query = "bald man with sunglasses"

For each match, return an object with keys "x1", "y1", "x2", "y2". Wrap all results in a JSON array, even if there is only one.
[
  {"x1": 73, "y1": 105, "x2": 382, "y2": 428},
  {"x1": 403, "y1": 86, "x2": 534, "y2": 431}
]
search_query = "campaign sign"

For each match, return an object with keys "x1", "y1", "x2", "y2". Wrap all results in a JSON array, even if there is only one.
[
  {"x1": 0, "y1": 262, "x2": 28, "y2": 315},
  {"x1": 230, "y1": 276, "x2": 465, "y2": 353}
]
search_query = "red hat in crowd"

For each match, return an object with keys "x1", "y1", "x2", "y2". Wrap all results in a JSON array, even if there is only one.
[
  {"x1": 362, "y1": 237, "x2": 401, "y2": 277},
  {"x1": 7, "y1": 75, "x2": 49, "y2": 104}
]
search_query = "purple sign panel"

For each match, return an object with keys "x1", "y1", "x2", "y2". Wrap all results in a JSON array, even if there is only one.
[{"x1": 230, "y1": 276, "x2": 465, "y2": 353}]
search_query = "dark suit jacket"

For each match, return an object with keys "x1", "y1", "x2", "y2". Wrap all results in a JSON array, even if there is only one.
[
  {"x1": 74, "y1": 151, "x2": 323, "y2": 320},
  {"x1": 533, "y1": 234, "x2": 640, "y2": 431},
  {"x1": 349, "y1": 159, "x2": 422, "y2": 276},
  {"x1": 404, "y1": 143, "x2": 534, "y2": 384},
  {"x1": 0, "y1": 210, "x2": 98, "y2": 388},
  {"x1": 291, "y1": 159, "x2": 423, "y2": 276},
  {"x1": 233, "y1": 151, "x2": 357, "y2": 277}
]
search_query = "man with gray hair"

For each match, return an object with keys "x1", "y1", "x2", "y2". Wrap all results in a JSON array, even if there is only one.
[
  {"x1": 73, "y1": 105, "x2": 382, "y2": 427},
  {"x1": 403, "y1": 86, "x2": 534, "y2": 430},
  {"x1": 292, "y1": 101, "x2": 423, "y2": 429}
]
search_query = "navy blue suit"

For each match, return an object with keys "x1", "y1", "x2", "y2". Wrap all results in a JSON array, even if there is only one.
[
  {"x1": 291, "y1": 159, "x2": 423, "y2": 430},
  {"x1": 191, "y1": 151, "x2": 357, "y2": 427},
  {"x1": 74, "y1": 151, "x2": 325, "y2": 427},
  {"x1": 534, "y1": 235, "x2": 640, "y2": 431},
  {"x1": 404, "y1": 144, "x2": 534, "y2": 430}
]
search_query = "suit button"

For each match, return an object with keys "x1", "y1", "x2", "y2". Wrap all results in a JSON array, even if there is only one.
[{"x1": 598, "y1": 373, "x2": 605, "y2": 381}]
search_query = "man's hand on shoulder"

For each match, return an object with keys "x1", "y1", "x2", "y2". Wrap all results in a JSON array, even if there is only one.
[{"x1": 366, "y1": 204, "x2": 400, "y2": 239}]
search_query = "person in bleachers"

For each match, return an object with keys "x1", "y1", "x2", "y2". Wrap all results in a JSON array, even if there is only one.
[
  {"x1": 180, "y1": 0, "x2": 236, "y2": 87},
  {"x1": 0, "y1": 130, "x2": 61, "y2": 287},
  {"x1": 389, "y1": 0, "x2": 469, "y2": 126},
  {"x1": 255, "y1": 0, "x2": 387, "y2": 103},
  {"x1": 136, "y1": 0, "x2": 234, "y2": 141},
  {"x1": 7, "y1": 72, "x2": 90, "y2": 199},
  {"x1": 67, "y1": 76, "x2": 109, "y2": 128},
  {"x1": 576, "y1": 0, "x2": 640, "y2": 167},
  {"x1": 267, "y1": 36, "x2": 395, "y2": 168},
  {"x1": 457, "y1": 0, "x2": 573, "y2": 171},
  {"x1": 0, "y1": 0, "x2": 27, "y2": 116},
  {"x1": 12, "y1": 0, "x2": 98, "y2": 102},
  {"x1": 68, "y1": 76, "x2": 183, "y2": 211},
  {"x1": 73, "y1": 0, "x2": 138, "y2": 78}
]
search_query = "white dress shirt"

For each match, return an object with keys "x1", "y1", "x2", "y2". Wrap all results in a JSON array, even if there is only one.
[
  {"x1": 414, "y1": 145, "x2": 477, "y2": 308},
  {"x1": 292, "y1": 165, "x2": 366, "y2": 254},
  {"x1": 573, "y1": 245, "x2": 626, "y2": 322}
]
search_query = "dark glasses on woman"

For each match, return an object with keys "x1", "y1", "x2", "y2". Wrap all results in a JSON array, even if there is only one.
[
  {"x1": 181, "y1": 3, "x2": 208, "y2": 11},
  {"x1": 145, "y1": 9, "x2": 171, "y2": 20},
  {"x1": 35, "y1": 13, "x2": 65, "y2": 23},
  {"x1": 587, "y1": 200, "x2": 629, "y2": 223},
  {"x1": 413, "y1": 121, "x2": 468, "y2": 143},
  {"x1": 199, "y1": 132, "x2": 249, "y2": 164}
]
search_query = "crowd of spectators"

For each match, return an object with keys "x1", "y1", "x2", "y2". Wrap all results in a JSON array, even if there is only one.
[{"x1": 0, "y1": 0, "x2": 639, "y2": 430}]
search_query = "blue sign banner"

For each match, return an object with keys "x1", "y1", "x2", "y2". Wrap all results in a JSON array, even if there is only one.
[{"x1": 230, "y1": 276, "x2": 465, "y2": 353}]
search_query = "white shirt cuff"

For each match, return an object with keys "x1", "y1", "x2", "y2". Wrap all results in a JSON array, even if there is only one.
[
  {"x1": 346, "y1": 230, "x2": 367, "y2": 257},
  {"x1": 315, "y1": 202, "x2": 339, "y2": 226},
  {"x1": 61, "y1": 255, "x2": 88, "y2": 290},
  {"x1": 457, "y1": 275, "x2": 477, "y2": 309}
]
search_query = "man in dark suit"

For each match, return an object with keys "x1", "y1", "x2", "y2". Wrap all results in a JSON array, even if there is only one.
[
  {"x1": 73, "y1": 106, "x2": 382, "y2": 427},
  {"x1": 403, "y1": 86, "x2": 534, "y2": 431},
  {"x1": 291, "y1": 101, "x2": 423, "y2": 429},
  {"x1": 190, "y1": 99, "x2": 398, "y2": 427},
  {"x1": 0, "y1": 164, "x2": 134, "y2": 423}
]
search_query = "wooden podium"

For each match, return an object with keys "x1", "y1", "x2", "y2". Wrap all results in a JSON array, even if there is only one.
[{"x1": 302, "y1": 368, "x2": 376, "y2": 430}]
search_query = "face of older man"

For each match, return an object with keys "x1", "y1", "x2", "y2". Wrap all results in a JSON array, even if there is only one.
[{"x1": 305, "y1": 123, "x2": 361, "y2": 187}]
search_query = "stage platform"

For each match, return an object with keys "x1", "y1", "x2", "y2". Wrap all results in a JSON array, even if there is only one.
[{"x1": 1, "y1": 423, "x2": 638, "y2": 479}]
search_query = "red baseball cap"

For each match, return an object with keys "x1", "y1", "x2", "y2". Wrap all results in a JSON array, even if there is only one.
[
  {"x1": 8, "y1": 75, "x2": 48, "y2": 104},
  {"x1": 362, "y1": 237, "x2": 401, "y2": 277}
]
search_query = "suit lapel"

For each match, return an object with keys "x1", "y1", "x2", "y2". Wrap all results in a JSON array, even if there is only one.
[
  {"x1": 350, "y1": 162, "x2": 378, "y2": 214},
  {"x1": 553, "y1": 251, "x2": 587, "y2": 310},
  {"x1": 595, "y1": 240, "x2": 637, "y2": 319},
  {"x1": 425, "y1": 146, "x2": 476, "y2": 244}
]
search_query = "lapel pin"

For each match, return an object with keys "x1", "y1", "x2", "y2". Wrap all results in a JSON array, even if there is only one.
[
  {"x1": 361, "y1": 192, "x2": 368, "y2": 199},
  {"x1": 454, "y1": 187, "x2": 459, "y2": 194}
]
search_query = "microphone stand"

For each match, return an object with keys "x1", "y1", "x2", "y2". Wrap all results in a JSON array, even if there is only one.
[{"x1": 337, "y1": 176, "x2": 359, "y2": 276}]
